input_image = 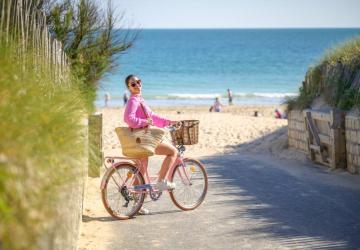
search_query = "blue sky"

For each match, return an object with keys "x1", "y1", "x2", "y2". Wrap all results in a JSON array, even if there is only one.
[{"x1": 110, "y1": 0, "x2": 360, "y2": 28}]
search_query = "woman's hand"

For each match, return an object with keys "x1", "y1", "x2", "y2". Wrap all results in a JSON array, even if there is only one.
[
  {"x1": 146, "y1": 118, "x2": 153, "y2": 125},
  {"x1": 169, "y1": 121, "x2": 182, "y2": 128}
]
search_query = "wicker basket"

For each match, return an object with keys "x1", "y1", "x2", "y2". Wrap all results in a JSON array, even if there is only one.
[{"x1": 170, "y1": 120, "x2": 199, "y2": 145}]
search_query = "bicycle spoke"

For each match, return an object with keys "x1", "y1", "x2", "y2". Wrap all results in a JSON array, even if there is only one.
[
  {"x1": 182, "y1": 189, "x2": 188, "y2": 204},
  {"x1": 190, "y1": 186, "x2": 197, "y2": 199},
  {"x1": 107, "y1": 192, "x2": 119, "y2": 199},
  {"x1": 114, "y1": 195, "x2": 122, "y2": 212},
  {"x1": 102, "y1": 164, "x2": 146, "y2": 219},
  {"x1": 170, "y1": 159, "x2": 207, "y2": 210}
]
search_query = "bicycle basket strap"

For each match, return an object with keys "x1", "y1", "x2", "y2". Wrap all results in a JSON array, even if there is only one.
[{"x1": 139, "y1": 102, "x2": 149, "y2": 119}]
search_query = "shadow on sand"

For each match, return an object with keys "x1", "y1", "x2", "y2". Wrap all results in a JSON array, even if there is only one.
[
  {"x1": 199, "y1": 127, "x2": 360, "y2": 249},
  {"x1": 147, "y1": 209, "x2": 182, "y2": 216},
  {"x1": 82, "y1": 210, "x2": 182, "y2": 223},
  {"x1": 82, "y1": 215, "x2": 118, "y2": 222}
]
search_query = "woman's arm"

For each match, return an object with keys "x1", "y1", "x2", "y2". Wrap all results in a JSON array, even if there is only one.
[
  {"x1": 124, "y1": 98, "x2": 149, "y2": 128},
  {"x1": 144, "y1": 105, "x2": 171, "y2": 128},
  {"x1": 148, "y1": 110, "x2": 171, "y2": 128}
]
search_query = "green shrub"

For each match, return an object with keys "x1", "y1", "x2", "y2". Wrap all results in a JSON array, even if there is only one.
[
  {"x1": 285, "y1": 86, "x2": 318, "y2": 111},
  {"x1": 0, "y1": 43, "x2": 87, "y2": 249},
  {"x1": 322, "y1": 36, "x2": 360, "y2": 70},
  {"x1": 286, "y1": 36, "x2": 360, "y2": 111}
]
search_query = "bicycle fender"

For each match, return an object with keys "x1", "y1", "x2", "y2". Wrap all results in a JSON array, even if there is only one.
[
  {"x1": 183, "y1": 157, "x2": 206, "y2": 168},
  {"x1": 100, "y1": 168, "x2": 112, "y2": 190}
]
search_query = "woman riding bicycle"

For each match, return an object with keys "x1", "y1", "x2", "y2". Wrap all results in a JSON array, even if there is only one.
[{"x1": 123, "y1": 75, "x2": 178, "y2": 213}]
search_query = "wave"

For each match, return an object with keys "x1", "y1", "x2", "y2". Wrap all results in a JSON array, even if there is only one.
[
  {"x1": 235, "y1": 92, "x2": 298, "y2": 98},
  {"x1": 147, "y1": 92, "x2": 298, "y2": 99},
  {"x1": 167, "y1": 93, "x2": 222, "y2": 99},
  {"x1": 103, "y1": 92, "x2": 298, "y2": 100}
]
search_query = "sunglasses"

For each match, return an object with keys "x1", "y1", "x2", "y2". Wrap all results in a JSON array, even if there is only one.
[{"x1": 130, "y1": 79, "x2": 141, "y2": 88}]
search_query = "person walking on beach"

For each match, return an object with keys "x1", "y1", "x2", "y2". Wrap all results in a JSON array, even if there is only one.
[
  {"x1": 104, "y1": 92, "x2": 111, "y2": 107},
  {"x1": 123, "y1": 74, "x2": 179, "y2": 215},
  {"x1": 123, "y1": 92, "x2": 128, "y2": 106},
  {"x1": 227, "y1": 88, "x2": 233, "y2": 105}
]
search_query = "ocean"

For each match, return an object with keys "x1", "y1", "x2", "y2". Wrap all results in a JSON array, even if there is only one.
[{"x1": 95, "y1": 28, "x2": 360, "y2": 107}]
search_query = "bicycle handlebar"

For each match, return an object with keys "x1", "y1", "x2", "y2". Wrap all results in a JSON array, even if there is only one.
[{"x1": 166, "y1": 121, "x2": 183, "y2": 132}]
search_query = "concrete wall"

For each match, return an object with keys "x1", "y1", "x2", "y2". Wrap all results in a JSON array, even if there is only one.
[
  {"x1": 38, "y1": 119, "x2": 87, "y2": 250},
  {"x1": 39, "y1": 178, "x2": 86, "y2": 250}
]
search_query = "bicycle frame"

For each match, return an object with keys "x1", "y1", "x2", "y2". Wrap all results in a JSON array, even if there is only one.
[
  {"x1": 100, "y1": 122, "x2": 208, "y2": 219},
  {"x1": 101, "y1": 123, "x2": 193, "y2": 193},
  {"x1": 100, "y1": 153, "x2": 192, "y2": 192}
]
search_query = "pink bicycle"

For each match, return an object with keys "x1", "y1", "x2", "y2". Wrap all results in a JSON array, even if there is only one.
[{"x1": 100, "y1": 121, "x2": 208, "y2": 220}]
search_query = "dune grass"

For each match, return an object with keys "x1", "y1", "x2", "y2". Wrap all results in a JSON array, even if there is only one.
[
  {"x1": 286, "y1": 36, "x2": 360, "y2": 111},
  {"x1": 0, "y1": 43, "x2": 87, "y2": 249},
  {"x1": 322, "y1": 36, "x2": 360, "y2": 69}
]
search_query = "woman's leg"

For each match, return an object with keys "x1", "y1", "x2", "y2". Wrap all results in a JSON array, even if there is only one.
[
  {"x1": 132, "y1": 158, "x2": 149, "y2": 214},
  {"x1": 133, "y1": 157, "x2": 148, "y2": 186},
  {"x1": 155, "y1": 141, "x2": 178, "y2": 180}
]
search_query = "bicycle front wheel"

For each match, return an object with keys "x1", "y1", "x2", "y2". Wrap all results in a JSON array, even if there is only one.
[
  {"x1": 101, "y1": 163, "x2": 146, "y2": 220},
  {"x1": 169, "y1": 158, "x2": 208, "y2": 211}
]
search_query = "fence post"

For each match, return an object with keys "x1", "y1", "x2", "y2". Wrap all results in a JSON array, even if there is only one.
[
  {"x1": 88, "y1": 113, "x2": 103, "y2": 177},
  {"x1": 330, "y1": 109, "x2": 347, "y2": 169}
]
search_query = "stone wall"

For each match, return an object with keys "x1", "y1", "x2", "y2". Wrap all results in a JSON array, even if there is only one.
[
  {"x1": 288, "y1": 110, "x2": 309, "y2": 154},
  {"x1": 288, "y1": 109, "x2": 360, "y2": 174},
  {"x1": 346, "y1": 113, "x2": 360, "y2": 174}
]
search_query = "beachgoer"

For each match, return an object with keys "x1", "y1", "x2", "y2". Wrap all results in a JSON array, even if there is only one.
[
  {"x1": 104, "y1": 92, "x2": 110, "y2": 107},
  {"x1": 212, "y1": 97, "x2": 222, "y2": 112},
  {"x1": 123, "y1": 92, "x2": 128, "y2": 106},
  {"x1": 275, "y1": 109, "x2": 282, "y2": 119},
  {"x1": 227, "y1": 89, "x2": 233, "y2": 105},
  {"x1": 254, "y1": 111, "x2": 258, "y2": 117},
  {"x1": 123, "y1": 74, "x2": 179, "y2": 215}
]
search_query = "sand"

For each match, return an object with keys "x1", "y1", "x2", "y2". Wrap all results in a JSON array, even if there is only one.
[
  {"x1": 100, "y1": 105, "x2": 305, "y2": 160},
  {"x1": 77, "y1": 105, "x2": 306, "y2": 249}
]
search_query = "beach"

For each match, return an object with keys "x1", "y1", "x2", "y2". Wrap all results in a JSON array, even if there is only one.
[
  {"x1": 4, "y1": 1, "x2": 360, "y2": 248},
  {"x1": 78, "y1": 105, "x2": 310, "y2": 249},
  {"x1": 100, "y1": 105, "x2": 305, "y2": 161}
]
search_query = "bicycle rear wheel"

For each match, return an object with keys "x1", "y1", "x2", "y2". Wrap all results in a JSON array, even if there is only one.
[
  {"x1": 169, "y1": 158, "x2": 208, "y2": 211},
  {"x1": 101, "y1": 163, "x2": 146, "y2": 220}
]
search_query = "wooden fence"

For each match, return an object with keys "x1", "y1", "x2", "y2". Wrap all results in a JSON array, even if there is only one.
[
  {"x1": 288, "y1": 109, "x2": 351, "y2": 171},
  {"x1": 304, "y1": 109, "x2": 347, "y2": 169},
  {"x1": 0, "y1": 0, "x2": 69, "y2": 82},
  {"x1": 88, "y1": 113, "x2": 103, "y2": 177},
  {"x1": 0, "y1": 0, "x2": 84, "y2": 248}
]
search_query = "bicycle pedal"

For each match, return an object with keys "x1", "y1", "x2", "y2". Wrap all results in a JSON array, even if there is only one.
[{"x1": 133, "y1": 184, "x2": 152, "y2": 190}]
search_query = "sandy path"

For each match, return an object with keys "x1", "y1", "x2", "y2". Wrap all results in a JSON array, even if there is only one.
[
  {"x1": 78, "y1": 105, "x2": 312, "y2": 249},
  {"x1": 78, "y1": 154, "x2": 360, "y2": 249},
  {"x1": 99, "y1": 106, "x2": 304, "y2": 160}
]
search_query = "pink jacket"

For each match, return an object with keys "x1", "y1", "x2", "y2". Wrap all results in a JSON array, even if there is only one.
[{"x1": 124, "y1": 94, "x2": 171, "y2": 128}]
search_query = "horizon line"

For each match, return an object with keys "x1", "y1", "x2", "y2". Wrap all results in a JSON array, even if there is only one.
[{"x1": 120, "y1": 27, "x2": 360, "y2": 30}]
